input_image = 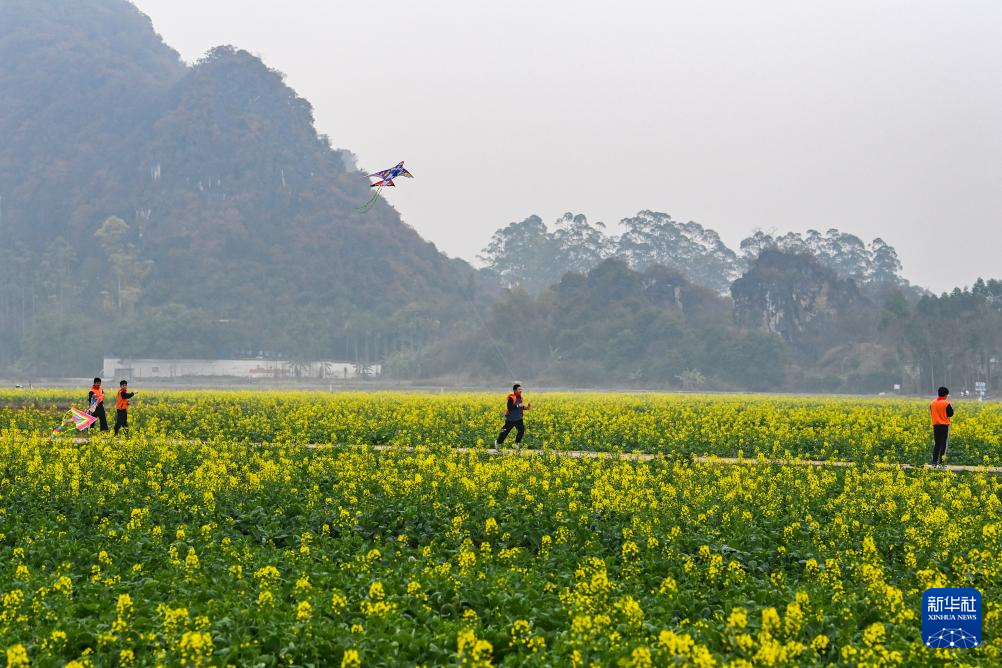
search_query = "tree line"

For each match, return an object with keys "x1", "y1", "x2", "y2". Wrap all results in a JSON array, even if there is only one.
[{"x1": 480, "y1": 211, "x2": 908, "y2": 295}]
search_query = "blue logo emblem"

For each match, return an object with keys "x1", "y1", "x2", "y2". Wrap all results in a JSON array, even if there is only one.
[{"x1": 923, "y1": 588, "x2": 982, "y2": 648}]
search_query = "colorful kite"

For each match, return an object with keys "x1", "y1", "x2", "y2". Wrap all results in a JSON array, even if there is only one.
[
  {"x1": 51, "y1": 407, "x2": 97, "y2": 439},
  {"x1": 357, "y1": 161, "x2": 413, "y2": 213}
]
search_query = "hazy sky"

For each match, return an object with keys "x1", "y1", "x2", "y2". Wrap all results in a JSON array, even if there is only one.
[{"x1": 132, "y1": 0, "x2": 1001, "y2": 292}]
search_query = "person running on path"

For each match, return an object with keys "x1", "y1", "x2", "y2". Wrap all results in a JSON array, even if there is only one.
[
  {"x1": 87, "y1": 377, "x2": 109, "y2": 432},
  {"x1": 114, "y1": 380, "x2": 137, "y2": 436},
  {"x1": 930, "y1": 386, "x2": 954, "y2": 468},
  {"x1": 494, "y1": 383, "x2": 531, "y2": 450}
]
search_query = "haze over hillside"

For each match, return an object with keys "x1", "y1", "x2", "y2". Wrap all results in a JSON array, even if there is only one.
[
  {"x1": 2, "y1": 0, "x2": 1001, "y2": 396},
  {"x1": 0, "y1": 0, "x2": 481, "y2": 373},
  {"x1": 133, "y1": 0, "x2": 1002, "y2": 294}
]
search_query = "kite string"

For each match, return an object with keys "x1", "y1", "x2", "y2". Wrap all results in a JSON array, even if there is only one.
[{"x1": 357, "y1": 185, "x2": 384, "y2": 213}]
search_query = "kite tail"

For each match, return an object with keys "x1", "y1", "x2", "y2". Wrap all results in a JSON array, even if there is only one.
[
  {"x1": 51, "y1": 411, "x2": 74, "y2": 439},
  {"x1": 356, "y1": 185, "x2": 384, "y2": 213}
]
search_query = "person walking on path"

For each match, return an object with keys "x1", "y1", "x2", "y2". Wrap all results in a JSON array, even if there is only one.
[
  {"x1": 494, "y1": 383, "x2": 531, "y2": 450},
  {"x1": 930, "y1": 386, "x2": 954, "y2": 468},
  {"x1": 114, "y1": 380, "x2": 137, "y2": 436},
  {"x1": 87, "y1": 377, "x2": 109, "y2": 432}
]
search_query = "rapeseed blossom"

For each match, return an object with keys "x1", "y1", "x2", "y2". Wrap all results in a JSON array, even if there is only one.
[
  {"x1": 5, "y1": 644, "x2": 29, "y2": 667},
  {"x1": 1, "y1": 389, "x2": 1001, "y2": 664},
  {"x1": 178, "y1": 630, "x2": 213, "y2": 666}
]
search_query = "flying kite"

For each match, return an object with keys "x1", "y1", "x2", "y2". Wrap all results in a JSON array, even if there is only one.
[
  {"x1": 358, "y1": 161, "x2": 413, "y2": 212},
  {"x1": 51, "y1": 407, "x2": 97, "y2": 439}
]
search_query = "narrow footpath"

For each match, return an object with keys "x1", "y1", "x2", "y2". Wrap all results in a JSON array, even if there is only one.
[
  {"x1": 357, "y1": 444, "x2": 1002, "y2": 474},
  {"x1": 63, "y1": 437, "x2": 1000, "y2": 474}
]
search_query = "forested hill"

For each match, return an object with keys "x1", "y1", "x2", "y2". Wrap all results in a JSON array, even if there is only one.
[
  {"x1": 0, "y1": 0, "x2": 481, "y2": 372},
  {"x1": 0, "y1": 0, "x2": 185, "y2": 245}
]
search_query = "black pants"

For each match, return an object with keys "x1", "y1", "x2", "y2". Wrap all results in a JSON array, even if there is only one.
[
  {"x1": 932, "y1": 424, "x2": 950, "y2": 464},
  {"x1": 114, "y1": 409, "x2": 129, "y2": 435},
  {"x1": 496, "y1": 419, "x2": 525, "y2": 445},
  {"x1": 91, "y1": 404, "x2": 109, "y2": 432}
]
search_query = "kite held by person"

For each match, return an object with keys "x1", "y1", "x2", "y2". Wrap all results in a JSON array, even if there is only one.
[{"x1": 88, "y1": 377, "x2": 109, "y2": 432}]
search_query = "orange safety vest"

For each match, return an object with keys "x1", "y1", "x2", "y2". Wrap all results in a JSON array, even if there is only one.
[
  {"x1": 90, "y1": 386, "x2": 105, "y2": 404},
  {"x1": 116, "y1": 389, "x2": 130, "y2": 410},
  {"x1": 930, "y1": 397, "x2": 951, "y2": 426},
  {"x1": 505, "y1": 392, "x2": 524, "y2": 417}
]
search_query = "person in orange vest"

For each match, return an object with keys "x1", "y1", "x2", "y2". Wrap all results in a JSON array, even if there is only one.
[
  {"x1": 494, "y1": 383, "x2": 531, "y2": 450},
  {"x1": 87, "y1": 377, "x2": 109, "y2": 432},
  {"x1": 930, "y1": 386, "x2": 954, "y2": 468},
  {"x1": 114, "y1": 380, "x2": 137, "y2": 436}
]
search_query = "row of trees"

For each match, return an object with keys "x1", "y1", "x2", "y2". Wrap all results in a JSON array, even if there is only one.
[
  {"x1": 410, "y1": 250, "x2": 1002, "y2": 394},
  {"x1": 480, "y1": 211, "x2": 907, "y2": 295},
  {"x1": 739, "y1": 229, "x2": 904, "y2": 288},
  {"x1": 897, "y1": 279, "x2": 1002, "y2": 395},
  {"x1": 3, "y1": 207, "x2": 1001, "y2": 395},
  {"x1": 417, "y1": 257, "x2": 788, "y2": 389}
]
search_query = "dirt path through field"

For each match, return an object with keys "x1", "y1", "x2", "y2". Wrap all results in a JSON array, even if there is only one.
[
  {"x1": 357, "y1": 444, "x2": 1002, "y2": 474},
  {"x1": 61, "y1": 437, "x2": 999, "y2": 474}
]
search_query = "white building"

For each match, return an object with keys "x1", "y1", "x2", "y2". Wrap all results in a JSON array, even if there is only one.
[{"x1": 102, "y1": 358, "x2": 381, "y2": 380}]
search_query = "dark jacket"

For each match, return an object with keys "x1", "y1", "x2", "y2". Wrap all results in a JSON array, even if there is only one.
[{"x1": 505, "y1": 393, "x2": 526, "y2": 422}]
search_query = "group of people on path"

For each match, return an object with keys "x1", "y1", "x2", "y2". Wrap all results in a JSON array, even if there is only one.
[
  {"x1": 494, "y1": 383, "x2": 958, "y2": 469},
  {"x1": 75, "y1": 376, "x2": 958, "y2": 467},
  {"x1": 86, "y1": 377, "x2": 137, "y2": 435},
  {"x1": 494, "y1": 383, "x2": 957, "y2": 468}
]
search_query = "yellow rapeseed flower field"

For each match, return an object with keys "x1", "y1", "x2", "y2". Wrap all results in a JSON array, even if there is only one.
[
  {"x1": 0, "y1": 389, "x2": 998, "y2": 665},
  {"x1": 4, "y1": 389, "x2": 1002, "y2": 465}
]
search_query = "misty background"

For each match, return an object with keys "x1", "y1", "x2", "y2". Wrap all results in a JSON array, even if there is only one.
[
  {"x1": 2, "y1": 0, "x2": 1001, "y2": 394},
  {"x1": 133, "y1": 0, "x2": 1002, "y2": 293}
]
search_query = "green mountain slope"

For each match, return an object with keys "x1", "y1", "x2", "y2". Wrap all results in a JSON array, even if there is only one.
[{"x1": 0, "y1": 0, "x2": 481, "y2": 371}]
